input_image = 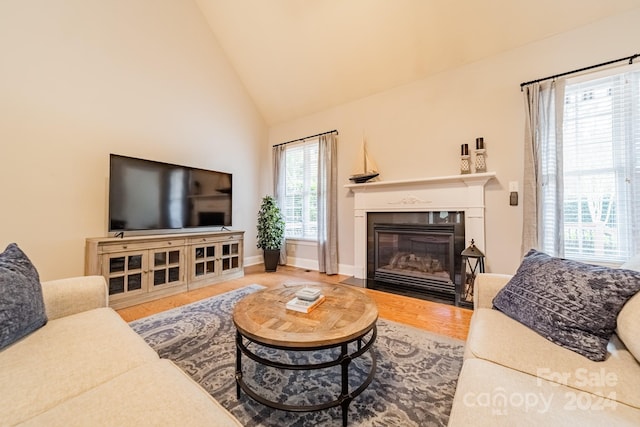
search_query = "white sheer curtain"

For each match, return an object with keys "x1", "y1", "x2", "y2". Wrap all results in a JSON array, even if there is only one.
[
  {"x1": 317, "y1": 133, "x2": 338, "y2": 274},
  {"x1": 522, "y1": 79, "x2": 566, "y2": 257},
  {"x1": 272, "y1": 144, "x2": 287, "y2": 265}
]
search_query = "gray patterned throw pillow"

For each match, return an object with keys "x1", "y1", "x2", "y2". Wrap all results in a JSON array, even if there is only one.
[
  {"x1": 493, "y1": 249, "x2": 640, "y2": 361},
  {"x1": 0, "y1": 243, "x2": 47, "y2": 350}
]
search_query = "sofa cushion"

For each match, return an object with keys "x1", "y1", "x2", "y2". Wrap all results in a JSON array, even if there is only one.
[
  {"x1": 0, "y1": 307, "x2": 159, "y2": 426},
  {"x1": 617, "y1": 291, "x2": 640, "y2": 363},
  {"x1": 448, "y1": 359, "x2": 640, "y2": 427},
  {"x1": 492, "y1": 249, "x2": 640, "y2": 361},
  {"x1": 16, "y1": 360, "x2": 242, "y2": 427},
  {"x1": 466, "y1": 308, "x2": 640, "y2": 409},
  {"x1": 0, "y1": 243, "x2": 47, "y2": 350}
]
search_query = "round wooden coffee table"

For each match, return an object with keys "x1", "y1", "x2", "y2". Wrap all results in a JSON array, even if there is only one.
[{"x1": 233, "y1": 284, "x2": 378, "y2": 426}]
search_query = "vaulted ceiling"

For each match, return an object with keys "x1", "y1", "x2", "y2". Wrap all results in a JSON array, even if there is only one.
[{"x1": 195, "y1": 0, "x2": 640, "y2": 125}]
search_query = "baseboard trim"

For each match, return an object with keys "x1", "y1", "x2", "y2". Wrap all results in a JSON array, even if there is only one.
[
  {"x1": 244, "y1": 255, "x2": 263, "y2": 266},
  {"x1": 244, "y1": 255, "x2": 354, "y2": 277}
]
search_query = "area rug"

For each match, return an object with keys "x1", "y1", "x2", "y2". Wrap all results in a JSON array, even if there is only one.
[{"x1": 129, "y1": 285, "x2": 464, "y2": 427}]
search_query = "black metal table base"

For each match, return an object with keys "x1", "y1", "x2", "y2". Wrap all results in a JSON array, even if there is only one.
[{"x1": 235, "y1": 325, "x2": 377, "y2": 427}]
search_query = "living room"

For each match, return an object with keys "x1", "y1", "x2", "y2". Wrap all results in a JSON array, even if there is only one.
[
  {"x1": 1, "y1": 1, "x2": 638, "y2": 280},
  {"x1": 2, "y1": 1, "x2": 640, "y2": 426}
]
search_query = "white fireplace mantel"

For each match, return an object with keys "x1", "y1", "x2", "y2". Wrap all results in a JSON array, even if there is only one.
[{"x1": 345, "y1": 172, "x2": 496, "y2": 279}]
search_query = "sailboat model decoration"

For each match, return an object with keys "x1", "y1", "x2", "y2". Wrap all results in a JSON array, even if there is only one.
[{"x1": 349, "y1": 141, "x2": 379, "y2": 183}]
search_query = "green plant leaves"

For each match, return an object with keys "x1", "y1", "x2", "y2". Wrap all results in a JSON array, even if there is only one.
[{"x1": 256, "y1": 195, "x2": 285, "y2": 250}]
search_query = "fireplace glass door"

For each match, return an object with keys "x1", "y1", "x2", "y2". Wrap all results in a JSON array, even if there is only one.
[{"x1": 374, "y1": 224, "x2": 456, "y2": 296}]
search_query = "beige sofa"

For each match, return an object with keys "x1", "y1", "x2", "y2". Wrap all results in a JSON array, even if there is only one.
[
  {"x1": 448, "y1": 271, "x2": 640, "y2": 426},
  {"x1": 0, "y1": 276, "x2": 242, "y2": 427}
]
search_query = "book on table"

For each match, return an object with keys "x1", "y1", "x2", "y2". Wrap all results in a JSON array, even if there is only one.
[
  {"x1": 295, "y1": 287, "x2": 322, "y2": 301},
  {"x1": 286, "y1": 294, "x2": 326, "y2": 313}
]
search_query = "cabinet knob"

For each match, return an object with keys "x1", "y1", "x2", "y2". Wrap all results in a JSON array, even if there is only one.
[
  {"x1": 168, "y1": 242, "x2": 172, "y2": 245},
  {"x1": 122, "y1": 245, "x2": 128, "y2": 249}
]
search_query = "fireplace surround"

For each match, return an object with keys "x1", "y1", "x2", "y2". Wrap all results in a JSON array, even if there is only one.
[{"x1": 346, "y1": 173, "x2": 495, "y2": 306}]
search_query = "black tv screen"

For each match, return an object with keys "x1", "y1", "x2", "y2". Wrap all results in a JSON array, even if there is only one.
[{"x1": 109, "y1": 154, "x2": 232, "y2": 232}]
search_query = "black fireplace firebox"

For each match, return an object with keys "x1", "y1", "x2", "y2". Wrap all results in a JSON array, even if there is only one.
[{"x1": 366, "y1": 211, "x2": 465, "y2": 306}]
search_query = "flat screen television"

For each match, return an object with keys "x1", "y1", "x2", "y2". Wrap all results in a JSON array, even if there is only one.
[{"x1": 109, "y1": 154, "x2": 232, "y2": 233}]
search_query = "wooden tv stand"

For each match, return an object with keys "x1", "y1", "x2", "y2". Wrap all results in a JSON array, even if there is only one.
[{"x1": 85, "y1": 230, "x2": 244, "y2": 309}]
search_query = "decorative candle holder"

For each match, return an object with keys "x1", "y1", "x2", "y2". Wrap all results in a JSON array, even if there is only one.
[
  {"x1": 461, "y1": 154, "x2": 471, "y2": 174},
  {"x1": 474, "y1": 149, "x2": 486, "y2": 173},
  {"x1": 474, "y1": 137, "x2": 486, "y2": 173},
  {"x1": 460, "y1": 143, "x2": 470, "y2": 174}
]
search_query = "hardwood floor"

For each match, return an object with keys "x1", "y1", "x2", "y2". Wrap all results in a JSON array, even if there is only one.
[{"x1": 117, "y1": 264, "x2": 472, "y2": 341}]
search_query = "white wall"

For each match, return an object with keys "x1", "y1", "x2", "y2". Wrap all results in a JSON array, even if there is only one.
[
  {"x1": 0, "y1": 0, "x2": 267, "y2": 280},
  {"x1": 268, "y1": 7, "x2": 640, "y2": 275}
]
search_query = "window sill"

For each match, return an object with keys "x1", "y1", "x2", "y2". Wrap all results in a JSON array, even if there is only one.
[{"x1": 285, "y1": 238, "x2": 317, "y2": 247}]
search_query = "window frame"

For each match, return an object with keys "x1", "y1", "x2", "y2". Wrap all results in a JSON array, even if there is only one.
[
  {"x1": 282, "y1": 138, "x2": 319, "y2": 241},
  {"x1": 541, "y1": 63, "x2": 640, "y2": 264}
]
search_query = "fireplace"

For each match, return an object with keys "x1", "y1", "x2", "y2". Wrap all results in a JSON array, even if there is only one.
[
  {"x1": 345, "y1": 172, "x2": 495, "y2": 308},
  {"x1": 367, "y1": 211, "x2": 464, "y2": 304}
]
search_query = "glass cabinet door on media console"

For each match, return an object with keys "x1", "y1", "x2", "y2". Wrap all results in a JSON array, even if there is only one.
[
  {"x1": 188, "y1": 233, "x2": 243, "y2": 287},
  {"x1": 221, "y1": 240, "x2": 241, "y2": 273},
  {"x1": 102, "y1": 250, "x2": 148, "y2": 298},
  {"x1": 191, "y1": 243, "x2": 218, "y2": 280},
  {"x1": 151, "y1": 247, "x2": 185, "y2": 290}
]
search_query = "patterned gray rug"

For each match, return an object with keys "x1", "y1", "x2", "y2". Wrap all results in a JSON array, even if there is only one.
[{"x1": 130, "y1": 285, "x2": 464, "y2": 427}]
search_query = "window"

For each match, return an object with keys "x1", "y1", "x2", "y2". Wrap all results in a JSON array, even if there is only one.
[
  {"x1": 541, "y1": 65, "x2": 640, "y2": 263},
  {"x1": 283, "y1": 139, "x2": 318, "y2": 240}
]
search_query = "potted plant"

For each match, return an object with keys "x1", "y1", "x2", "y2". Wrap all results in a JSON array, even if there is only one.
[{"x1": 256, "y1": 195, "x2": 285, "y2": 272}]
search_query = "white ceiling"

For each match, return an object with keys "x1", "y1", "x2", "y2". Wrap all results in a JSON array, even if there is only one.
[{"x1": 195, "y1": 0, "x2": 640, "y2": 125}]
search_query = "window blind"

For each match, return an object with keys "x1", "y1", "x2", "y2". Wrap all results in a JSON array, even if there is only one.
[
  {"x1": 549, "y1": 66, "x2": 640, "y2": 263},
  {"x1": 284, "y1": 140, "x2": 318, "y2": 239}
]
